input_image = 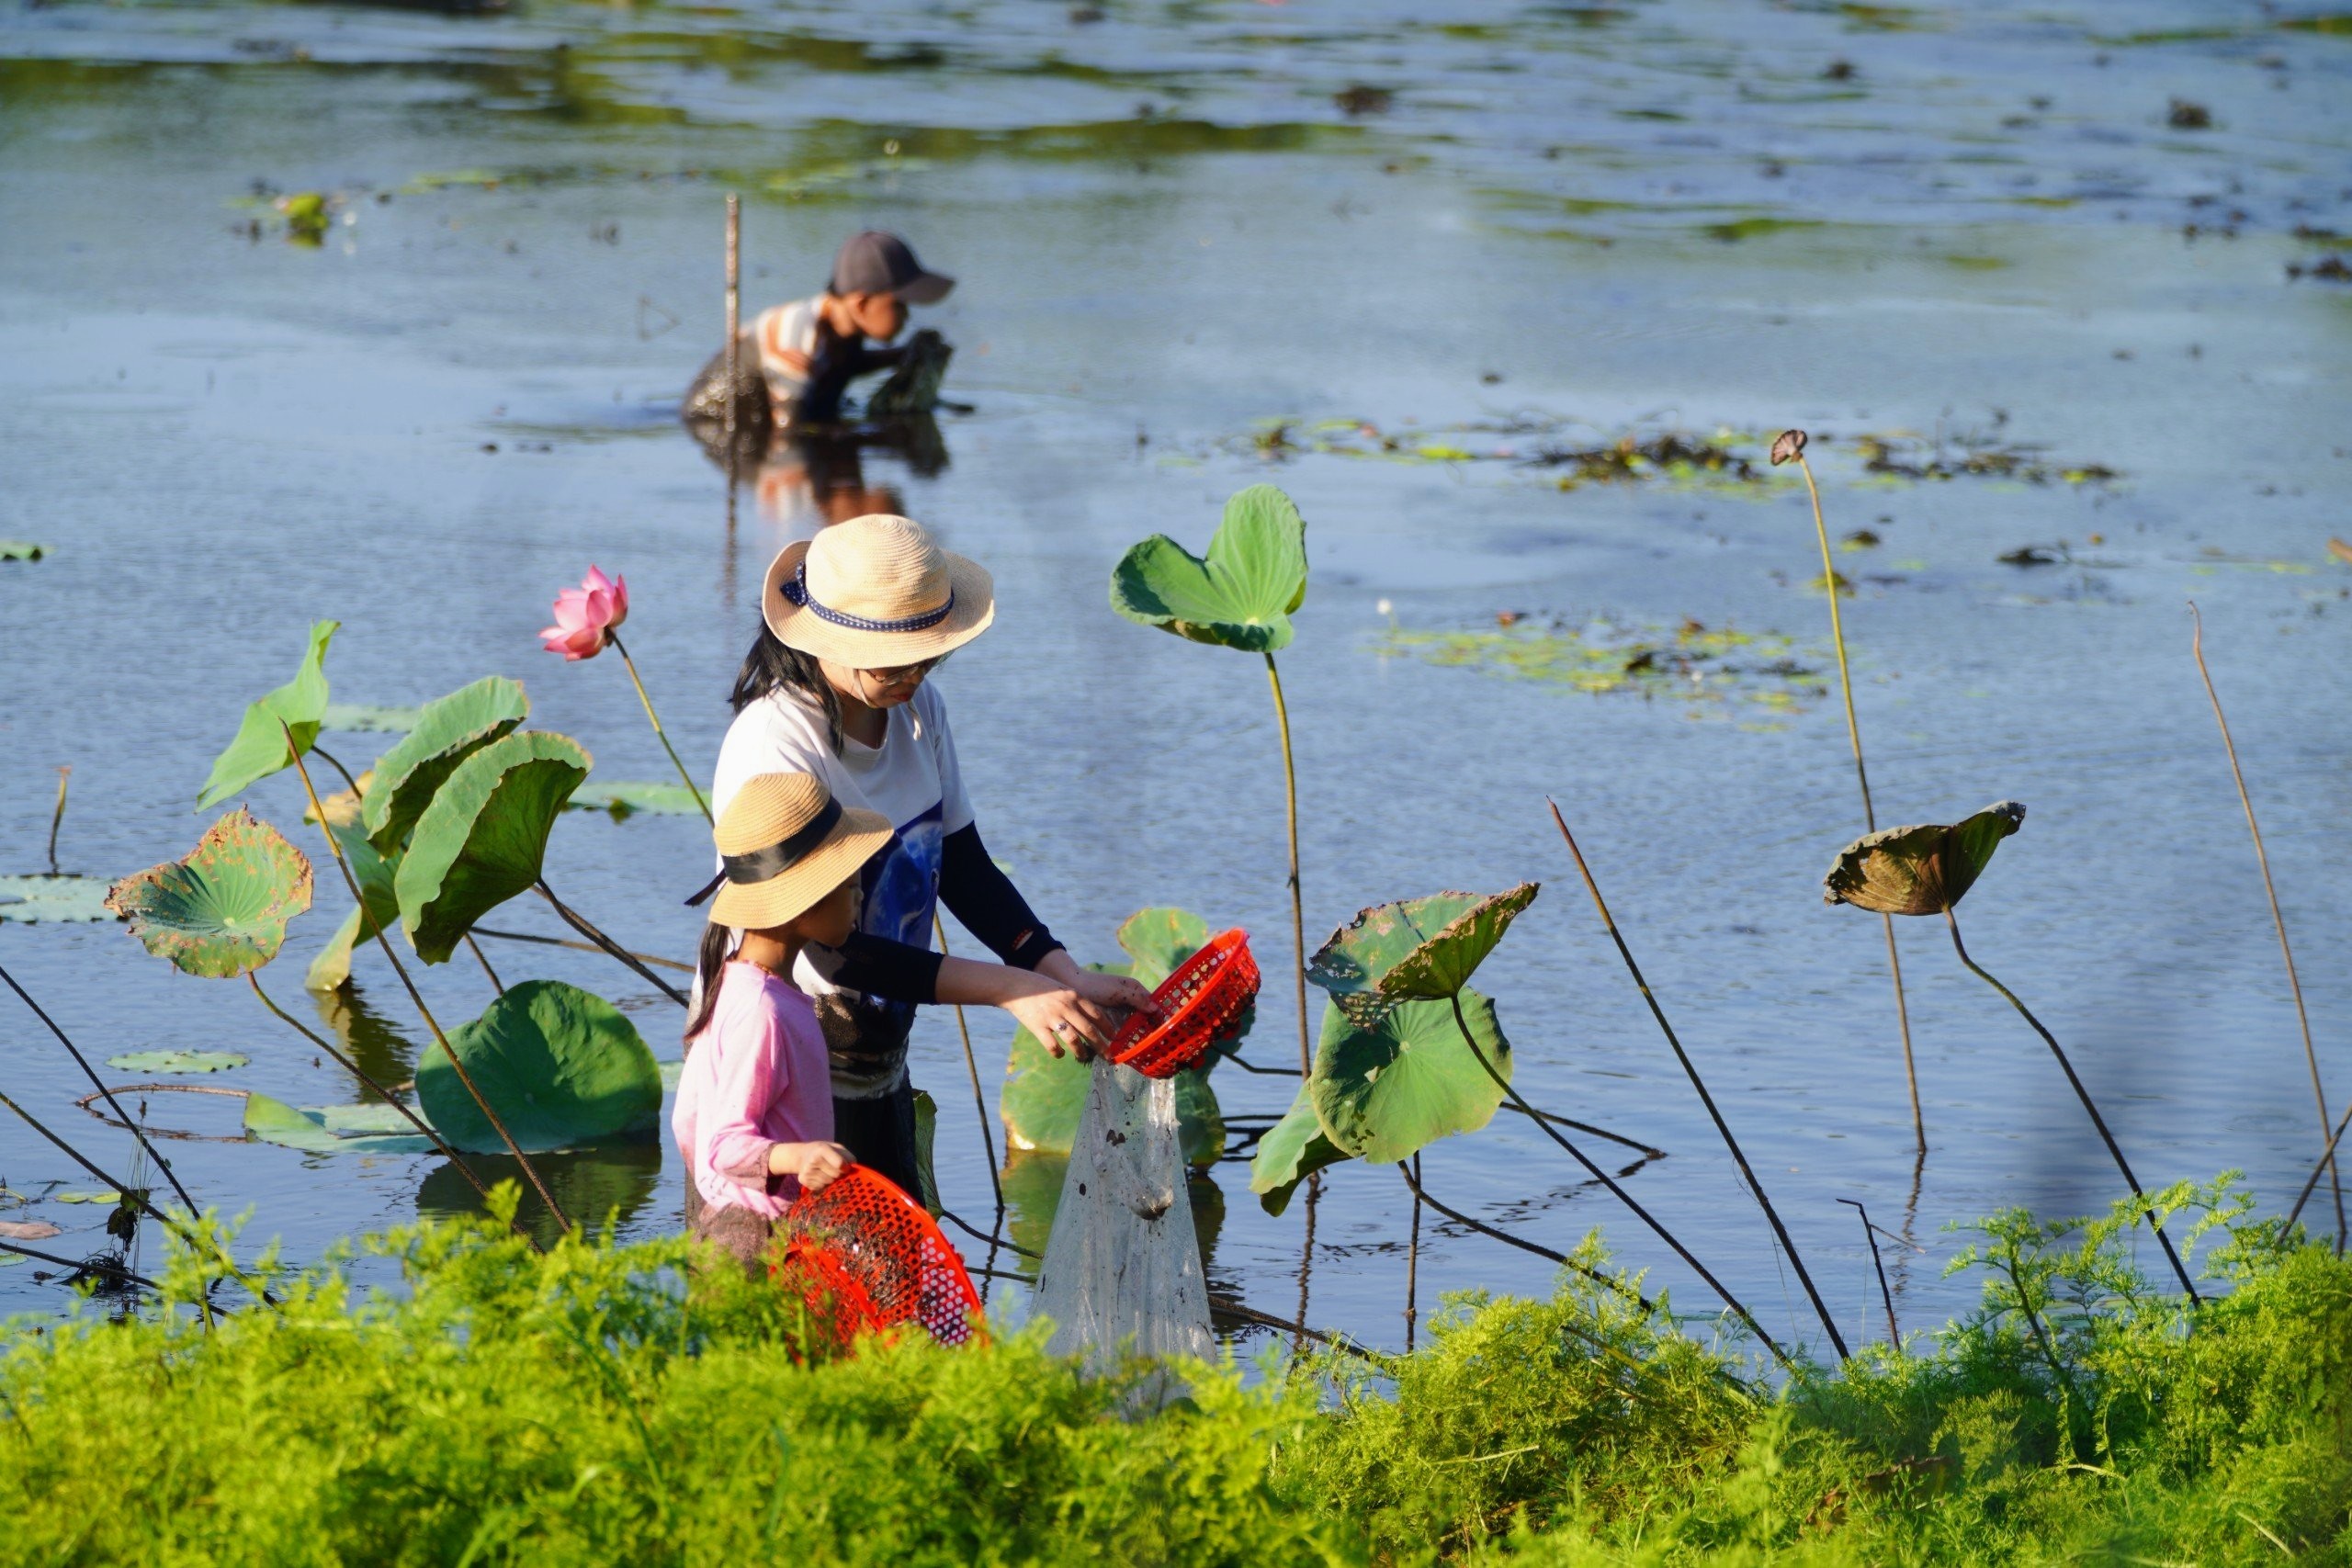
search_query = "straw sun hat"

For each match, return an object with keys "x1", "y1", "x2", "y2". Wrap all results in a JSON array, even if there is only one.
[
  {"x1": 763, "y1": 513, "x2": 994, "y2": 668},
  {"x1": 694, "y1": 773, "x2": 893, "y2": 931}
]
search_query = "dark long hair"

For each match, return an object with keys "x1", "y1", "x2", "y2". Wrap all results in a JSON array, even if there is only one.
[
  {"x1": 731, "y1": 622, "x2": 844, "y2": 756},
  {"x1": 684, "y1": 922, "x2": 733, "y2": 1043}
]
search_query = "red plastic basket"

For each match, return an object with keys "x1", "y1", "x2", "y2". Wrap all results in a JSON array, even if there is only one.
[
  {"x1": 775, "y1": 1167, "x2": 983, "y2": 1348},
  {"x1": 1106, "y1": 929, "x2": 1260, "y2": 1078}
]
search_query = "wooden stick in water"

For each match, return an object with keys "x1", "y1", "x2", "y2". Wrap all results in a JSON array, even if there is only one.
[{"x1": 724, "y1": 194, "x2": 741, "y2": 478}]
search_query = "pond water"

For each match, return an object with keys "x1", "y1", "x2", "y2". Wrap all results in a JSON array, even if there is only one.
[{"x1": 4, "y1": 0, "x2": 2350, "y2": 1359}]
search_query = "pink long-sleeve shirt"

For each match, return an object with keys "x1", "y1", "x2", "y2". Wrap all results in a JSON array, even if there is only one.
[{"x1": 673, "y1": 961, "x2": 834, "y2": 1219}]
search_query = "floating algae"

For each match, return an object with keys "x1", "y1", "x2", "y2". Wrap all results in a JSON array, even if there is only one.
[{"x1": 1375, "y1": 615, "x2": 1826, "y2": 716}]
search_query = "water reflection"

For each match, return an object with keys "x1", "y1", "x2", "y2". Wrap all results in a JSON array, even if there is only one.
[
  {"x1": 309, "y1": 983, "x2": 419, "y2": 1103},
  {"x1": 416, "y1": 1144, "x2": 664, "y2": 1251},
  {"x1": 999, "y1": 1150, "x2": 1226, "y2": 1285}
]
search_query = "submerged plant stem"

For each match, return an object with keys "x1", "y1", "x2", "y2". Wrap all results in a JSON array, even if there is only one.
[
  {"x1": 1942, "y1": 908, "x2": 2198, "y2": 1301},
  {"x1": 606, "y1": 630, "x2": 714, "y2": 825},
  {"x1": 1264, "y1": 652, "x2": 1309, "y2": 1077},
  {"x1": 2190, "y1": 602, "x2": 2342, "y2": 1247},
  {"x1": 44, "y1": 765, "x2": 68, "y2": 875},
  {"x1": 933, "y1": 915, "x2": 1004, "y2": 1217},
  {"x1": 1398, "y1": 1158, "x2": 1653, "y2": 1313},
  {"x1": 1442, "y1": 990, "x2": 1792, "y2": 1369},
  {"x1": 1797, "y1": 451, "x2": 1921, "y2": 1147},
  {"x1": 283, "y1": 726, "x2": 571, "y2": 1234},
  {"x1": 535, "y1": 883, "x2": 688, "y2": 1008},
  {"x1": 1545, "y1": 800, "x2": 1851, "y2": 1362}
]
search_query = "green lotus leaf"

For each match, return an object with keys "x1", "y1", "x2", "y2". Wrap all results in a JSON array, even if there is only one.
[
  {"x1": 1001, "y1": 963, "x2": 1226, "y2": 1168},
  {"x1": 1110, "y1": 483, "x2": 1307, "y2": 653},
  {"x1": 913, "y1": 1088, "x2": 942, "y2": 1216},
  {"x1": 362, "y1": 676, "x2": 530, "y2": 854},
  {"x1": 106, "y1": 808, "x2": 314, "y2": 978},
  {"x1": 394, "y1": 730, "x2": 589, "y2": 964},
  {"x1": 1308, "y1": 884, "x2": 1540, "y2": 1025},
  {"x1": 417, "y1": 979, "x2": 661, "y2": 1155},
  {"x1": 1308, "y1": 990, "x2": 1512, "y2": 1166},
  {"x1": 0, "y1": 541, "x2": 48, "y2": 561},
  {"x1": 0, "y1": 874, "x2": 117, "y2": 924},
  {"x1": 243, "y1": 1091, "x2": 435, "y2": 1156},
  {"x1": 320, "y1": 702, "x2": 422, "y2": 735},
  {"x1": 568, "y1": 781, "x2": 706, "y2": 820},
  {"x1": 309, "y1": 783, "x2": 404, "y2": 991},
  {"x1": 1824, "y1": 801, "x2": 2026, "y2": 917},
  {"x1": 106, "y1": 1050, "x2": 249, "y2": 1074},
  {"x1": 196, "y1": 620, "x2": 339, "y2": 810},
  {"x1": 1248, "y1": 1086, "x2": 1350, "y2": 1216}
]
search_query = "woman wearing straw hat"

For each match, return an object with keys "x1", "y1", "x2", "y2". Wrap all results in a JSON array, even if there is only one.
[
  {"x1": 705, "y1": 513, "x2": 1155, "y2": 1201},
  {"x1": 676, "y1": 771, "x2": 894, "y2": 1271}
]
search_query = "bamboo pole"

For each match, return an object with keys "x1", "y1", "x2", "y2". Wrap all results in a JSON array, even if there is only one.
[{"x1": 724, "y1": 194, "x2": 741, "y2": 472}]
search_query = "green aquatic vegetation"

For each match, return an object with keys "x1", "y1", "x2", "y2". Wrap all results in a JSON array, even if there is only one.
[
  {"x1": 319, "y1": 702, "x2": 421, "y2": 734},
  {"x1": 1853, "y1": 431, "x2": 2120, "y2": 486},
  {"x1": 0, "y1": 540, "x2": 46, "y2": 560},
  {"x1": 1376, "y1": 615, "x2": 1826, "y2": 716},
  {"x1": 361, "y1": 674, "x2": 531, "y2": 854},
  {"x1": 568, "y1": 780, "x2": 709, "y2": 819},
  {"x1": 417, "y1": 980, "x2": 662, "y2": 1156},
  {"x1": 1307, "y1": 991, "x2": 1512, "y2": 1167},
  {"x1": 1307, "y1": 886, "x2": 1539, "y2": 1027},
  {"x1": 195, "y1": 619, "x2": 338, "y2": 810},
  {"x1": 103, "y1": 1050, "x2": 247, "y2": 1074},
  {"x1": 0, "y1": 874, "x2": 115, "y2": 924},
  {"x1": 393, "y1": 730, "x2": 592, "y2": 964},
  {"x1": 242, "y1": 1092, "x2": 436, "y2": 1156},
  {"x1": 104, "y1": 809, "x2": 313, "y2": 979}
]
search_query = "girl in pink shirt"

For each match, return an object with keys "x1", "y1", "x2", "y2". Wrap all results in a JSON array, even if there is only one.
[{"x1": 673, "y1": 770, "x2": 894, "y2": 1271}]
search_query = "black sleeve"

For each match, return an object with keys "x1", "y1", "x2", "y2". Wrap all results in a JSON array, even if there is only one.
[
  {"x1": 808, "y1": 933, "x2": 944, "y2": 1005},
  {"x1": 939, "y1": 822, "x2": 1063, "y2": 971}
]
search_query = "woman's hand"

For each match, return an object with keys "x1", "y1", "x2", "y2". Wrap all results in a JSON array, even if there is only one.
[
  {"x1": 1001, "y1": 979, "x2": 1127, "y2": 1061},
  {"x1": 1067, "y1": 965, "x2": 1156, "y2": 1018},
  {"x1": 771, "y1": 1140, "x2": 856, "y2": 1192}
]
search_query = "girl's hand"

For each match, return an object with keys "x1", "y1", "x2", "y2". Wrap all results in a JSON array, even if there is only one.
[{"x1": 773, "y1": 1141, "x2": 855, "y2": 1192}]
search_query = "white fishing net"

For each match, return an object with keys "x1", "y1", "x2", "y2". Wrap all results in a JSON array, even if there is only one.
[{"x1": 1033, "y1": 1058, "x2": 1213, "y2": 1378}]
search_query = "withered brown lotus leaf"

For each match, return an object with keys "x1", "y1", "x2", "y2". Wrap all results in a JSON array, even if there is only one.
[{"x1": 1823, "y1": 801, "x2": 2026, "y2": 916}]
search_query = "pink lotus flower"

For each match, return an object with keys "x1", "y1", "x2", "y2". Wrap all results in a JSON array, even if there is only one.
[{"x1": 539, "y1": 566, "x2": 628, "y2": 660}]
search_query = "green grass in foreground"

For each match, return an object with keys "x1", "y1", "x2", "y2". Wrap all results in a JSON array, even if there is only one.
[{"x1": 0, "y1": 1177, "x2": 2345, "y2": 1564}]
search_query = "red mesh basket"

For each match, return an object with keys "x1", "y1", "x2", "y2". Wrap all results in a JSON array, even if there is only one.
[
  {"x1": 775, "y1": 1167, "x2": 983, "y2": 1348},
  {"x1": 1106, "y1": 929, "x2": 1260, "y2": 1078}
]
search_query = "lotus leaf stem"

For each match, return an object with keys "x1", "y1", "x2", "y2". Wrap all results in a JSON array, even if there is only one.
[
  {"x1": 1442, "y1": 990, "x2": 1792, "y2": 1370},
  {"x1": 1941, "y1": 908, "x2": 2198, "y2": 1302},
  {"x1": 534, "y1": 883, "x2": 689, "y2": 1008},
  {"x1": 605, "y1": 630, "x2": 714, "y2": 826},
  {"x1": 463, "y1": 935, "x2": 507, "y2": 995},
  {"x1": 1263, "y1": 652, "x2": 1310, "y2": 1077},
  {"x1": 1795, "y1": 450, "x2": 1922, "y2": 1147},
  {"x1": 1838, "y1": 1197, "x2": 1898, "y2": 1348},
  {"x1": 1545, "y1": 800, "x2": 1851, "y2": 1362},
  {"x1": 45, "y1": 765, "x2": 68, "y2": 875},
  {"x1": 0, "y1": 1235, "x2": 161, "y2": 1292},
  {"x1": 1403, "y1": 1154, "x2": 1420, "y2": 1351},
  {"x1": 1294, "y1": 1160, "x2": 1319, "y2": 1352},
  {"x1": 2190, "y1": 603, "x2": 2342, "y2": 1248},
  {"x1": 2283, "y1": 1100, "x2": 2352, "y2": 1238},
  {"x1": 472, "y1": 925, "x2": 694, "y2": 973},
  {"x1": 282, "y1": 726, "x2": 572, "y2": 1235},
  {"x1": 1396, "y1": 1158, "x2": 1652, "y2": 1311},
  {"x1": 933, "y1": 914, "x2": 1004, "y2": 1216}
]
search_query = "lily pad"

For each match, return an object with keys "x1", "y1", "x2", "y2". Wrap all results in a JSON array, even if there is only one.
[
  {"x1": 1248, "y1": 1087, "x2": 1350, "y2": 1216},
  {"x1": 195, "y1": 620, "x2": 339, "y2": 810},
  {"x1": 568, "y1": 781, "x2": 706, "y2": 820},
  {"x1": 1824, "y1": 801, "x2": 2027, "y2": 916},
  {"x1": 0, "y1": 1220, "x2": 62, "y2": 1241},
  {"x1": 1110, "y1": 483, "x2": 1306, "y2": 653},
  {"x1": 105, "y1": 1050, "x2": 249, "y2": 1074},
  {"x1": 416, "y1": 979, "x2": 662, "y2": 1154},
  {"x1": 1001, "y1": 965, "x2": 1225, "y2": 1168},
  {"x1": 394, "y1": 730, "x2": 590, "y2": 964},
  {"x1": 0, "y1": 541, "x2": 46, "y2": 561},
  {"x1": 0, "y1": 874, "x2": 117, "y2": 924},
  {"x1": 1308, "y1": 990, "x2": 1512, "y2": 1166},
  {"x1": 243, "y1": 1092, "x2": 435, "y2": 1156},
  {"x1": 321, "y1": 703, "x2": 422, "y2": 735},
  {"x1": 1308, "y1": 885, "x2": 1539, "y2": 1026},
  {"x1": 361, "y1": 676, "x2": 530, "y2": 854},
  {"x1": 52, "y1": 1190, "x2": 119, "y2": 1204},
  {"x1": 106, "y1": 809, "x2": 314, "y2": 978}
]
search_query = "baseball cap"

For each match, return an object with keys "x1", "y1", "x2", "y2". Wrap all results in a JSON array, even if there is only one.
[{"x1": 831, "y1": 231, "x2": 955, "y2": 304}]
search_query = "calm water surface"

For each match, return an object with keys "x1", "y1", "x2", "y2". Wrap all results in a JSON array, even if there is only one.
[{"x1": 3, "y1": 0, "x2": 2350, "y2": 1357}]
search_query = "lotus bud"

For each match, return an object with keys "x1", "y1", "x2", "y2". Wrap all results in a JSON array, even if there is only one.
[{"x1": 1770, "y1": 429, "x2": 1808, "y2": 467}]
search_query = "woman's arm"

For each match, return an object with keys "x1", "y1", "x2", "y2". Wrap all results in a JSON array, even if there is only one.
[
  {"x1": 936, "y1": 822, "x2": 1155, "y2": 1027},
  {"x1": 933, "y1": 954, "x2": 1152, "y2": 1061}
]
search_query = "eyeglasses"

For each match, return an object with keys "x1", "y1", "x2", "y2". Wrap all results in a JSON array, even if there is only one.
[{"x1": 864, "y1": 653, "x2": 946, "y2": 685}]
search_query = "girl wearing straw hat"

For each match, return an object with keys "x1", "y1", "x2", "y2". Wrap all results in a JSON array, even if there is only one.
[
  {"x1": 706, "y1": 513, "x2": 1154, "y2": 1201},
  {"x1": 675, "y1": 771, "x2": 895, "y2": 1271}
]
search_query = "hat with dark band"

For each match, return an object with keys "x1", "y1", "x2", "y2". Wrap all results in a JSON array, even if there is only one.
[
  {"x1": 762, "y1": 513, "x2": 995, "y2": 667},
  {"x1": 691, "y1": 773, "x2": 892, "y2": 931}
]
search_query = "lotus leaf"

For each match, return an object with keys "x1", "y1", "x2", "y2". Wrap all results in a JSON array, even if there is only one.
[
  {"x1": 321, "y1": 702, "x2": 422, "y2": 735},
  {"x1": 196, "y1": 620, "x2": 339, "y2": 810},
  {"x1": 913, "y1": 1089, "x2": 941, "y2": 1215},
  {"x1": 0, "y1": 541, "x2": 46, "y2": 561},
  {"x1": 1248, "y1": 1087, "x2": 1349, "y2": 1216},
  {"x1": 52, "y1": 1190, "x2": 118, "y2": 1204},
  {"x1": 416, "y1": 979, "x2": 662, "y2": 1154},
  {"x1": 243, "y1": 1092, "x2": 435, "y2": 1156},
  {"x1": 1110, "y1": 483, "x2": 1306, "y2": 652},
  {"x1": 105, "y1": 1050, "x2": 249, "y2": 1074},
  {"x1": 362, "y1": 676, "x2": 529, "y2": 853},
  {"x1": 306, "y1": 813, "x2": 402, "y2": 992},
  {"x1": 1824, "y1": 801, "x2": 2026, "y2": 916},
  {"x1": 0, "y1": 874, "x2": 117, "y2": 924},
  {"x1": 394, "y1": 731, "x2": 590, "y2": 964},
  {"x1": 1308, "y1": 884, "x2": 1540, "y2": 1025},
  {"x1": 1308, "y1": 990, "x2": 1512, "y2": 1165},
  {"x1": 1001, "y1": 965, "x2": 1226, "y2": 1168},
  {"x1": 569, "y1": 781, "x2": 706, "y2": 820},
  {"x1": 106, "y1": 809, "x2": 314, "y2": 978}
]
